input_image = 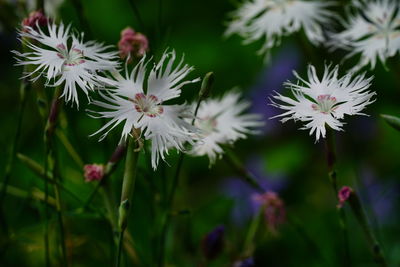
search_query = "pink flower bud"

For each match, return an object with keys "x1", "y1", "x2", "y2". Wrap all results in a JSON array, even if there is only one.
[
  {"x1": 252, "y1": 191, "x2": 285, "y2": 234},
  {"x1": 22, "y1": 10, "x2": 50, "y2": 32},
  {"x1": 337, "y1": 186, "x2": 353, "y2": 208},
  {"x1": 83, "y1": 164, "x2": 104, "y2": 182},
  {"x1": 118, "y1": 27, "x2": 149, "y2": 61}
]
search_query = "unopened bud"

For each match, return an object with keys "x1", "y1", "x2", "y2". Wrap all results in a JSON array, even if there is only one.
[
  {"x1": 118, "y1": 27, "x2": 149, "y2": 62},
  {"x1": 199, "y1": 72, "x2": 214, "y2": 99},
  {"x1": 83, "y1": 164, "x2": 104, "y2": 182},
  {"x1": 337, "y1": 186, "x2": 353, "y2": 208},
  {"x1": 22, "y1": 10, "x2": 50, "y2": 32}
]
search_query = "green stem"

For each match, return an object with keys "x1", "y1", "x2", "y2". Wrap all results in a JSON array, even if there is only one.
[
  {"x1": 44, "y1": 86, "x2": 67, "y2": 266},
  {"x1": 17, "y1": 153, "x2": 86, "y2": 207},
  {"x1": 0, "y1": 75, "x2": 29, "y2": 236},
  {"x1": 83, "y1": 144, "x2": 126, "y2": 210},
  {"x1": 243, "y1": 208, "x2": 263, "y2": 256},
  {"x1": 116, "y1": 231, "x2": 124, "y2": 267},
  {"x1": 116, "y1": 137, "x2": 140, "y2": 267},
  {"x1": 158, "y1": 72, "x2": 214, "y2": 266},
  {"x1": 157, "y1": 99, "x2": 202, "y2": 267},
  {"x1": 127, "y1": 0, "x2": 146, "y2": 31},
  {"x1": 55, "y1": 129, "x2": 84, "y2": 168},
  {"x1": 158, "y1": 153, "x2": 184, "y2": 267},
  {"x1": 348, "y1": 192, "x2": 387, "y2": 266},
  {"x1": 70, "y1": 0, "x2": 92, "y2": 36},
  {"x1": 287, "y1": 216, "x2": 328, "y2": 265},
  {"x1": 101, "y1": 180, "x2": 140, "y2": 265},
  {"x1": 325, "y1": 129, "x2": 351, "y2": 266},
  {"x1": 0, "y1": 183, "x2": 57, "y2": 207},
  {"x1": 223, "y1": 150, "x2": 264, "y2": 193}
]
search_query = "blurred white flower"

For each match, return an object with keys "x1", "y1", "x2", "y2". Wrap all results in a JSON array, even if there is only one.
[
  {"x1": 189, "y1": 91, "x2": 264, "y2": 165},
  {"x1": 225, "y1": 0, "x2": 334, "y2": 59},
  {"x1": 89, "y1": 50, "x2": 200, "y2": 169},
  {"x1": 14, "y1": 22, "x2": 118, "y2": 106},
  {"x1": 329, "y1": 0, "x2": 400, "y2": 71},
  {"x1": 25, "y1": 0, "x2": 65, "y2": 18},
  {"x1": 270, "y1": 65, "x2": 376, "y2": 141}
]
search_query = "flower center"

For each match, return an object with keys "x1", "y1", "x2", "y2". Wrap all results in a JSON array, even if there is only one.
[
  {"x1": 196, "y1": 116, "x2": 218, "y2": 135},
  {"x1": 131, "y1": 93, "x2": 164, "y2": 118},
  {"x1": 311, "y1": 94, "x2": 337, "y2": 114},
  {"x1": 56, "y1": 44, "x2": 85, "y2": 67}
]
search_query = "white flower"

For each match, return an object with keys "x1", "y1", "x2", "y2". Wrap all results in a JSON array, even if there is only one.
[
  {"x1": 89, "y1": 50, "x2": 200, "y2": 169},
  {"x1": 14, "y1": 22, "x2": 118, "y2": 106},
  {"x1": 329, "y1": 0, "x2": 400, "y2": 71},
  {"x1": 270, "y1": 65, "x2": 376, "y2": 141},
  {"x1": 189, "y1": 91, "x2": 264, "y2": 165},
  {"x1": 225, "y1": 0, "x2": 334, "y2": 58}
]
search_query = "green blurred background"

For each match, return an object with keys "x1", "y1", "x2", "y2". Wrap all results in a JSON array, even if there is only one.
[{"x1": 0, "y1": 0, "x2": 400, "y2": 266}]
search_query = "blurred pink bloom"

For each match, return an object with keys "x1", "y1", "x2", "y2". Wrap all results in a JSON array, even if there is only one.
[
  {"x1": 253, "y1": 191, "x2": 285, "y2": 234},
  {"x1": 118, "y1": 27, "x2": 149, "y2": 61},
  {"x1": 22, "y1": 10, "x2": 50, "y2": 31},
  {"x1": 84, "y1": 164, "x2": 104, "y2": 182},
  {"x1": 337, "y1": 186, "x2": 353, "y2": 208}
]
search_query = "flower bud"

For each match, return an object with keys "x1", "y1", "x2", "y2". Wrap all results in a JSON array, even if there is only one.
[
  {"x1": 337, "y1": 186, "x2": 353, "y2": 208},
  {"x1": 118, "y1": 27, "x2": 149, "y2": 62},
  {"x1": 199, "y1": 72, "x2": 214, "y2": 99},
  {"x1": 201, "y1": 225, "x2": 225, "y2": 260},
  {"x1": 22, "y1": 10, "x2": 50, "y2": 32},
  {"x1": 83, "y1": 164, "x2": 104, "y2": 182}
]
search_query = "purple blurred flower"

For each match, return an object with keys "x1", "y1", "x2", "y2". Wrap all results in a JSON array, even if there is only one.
[
  {"x1": 253, "y1": 191, "x2": 286, "y2": 234},
  {"x1": 233, "y1": 257, "x2": 254, "y2": 267},
  {"x1": 360, "y1": 167, "x2": 398, "y2": 224},
  {"x1": 222, "y1": 155, "x2": 288, "y2": 226},
  {"x1": 201, "y1": 225, "x2": 225, "y2": 260},
  {"x1": 249, "y1": 44, "x2": 300, "y2": 134}
]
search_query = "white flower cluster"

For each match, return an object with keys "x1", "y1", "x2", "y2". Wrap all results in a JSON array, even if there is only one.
[
  {"x1": 329, "y1": 0, "x2": 400, "y2": 71},
  {"x1": 226, "y1": 0, "x2": 335, "y2": 59},
  {"x1": 15, "y1": 22, "x2": 264, "y2": 169},
  {"x1": 227, "y1": 0, "x2": 400, "y2": 70}
]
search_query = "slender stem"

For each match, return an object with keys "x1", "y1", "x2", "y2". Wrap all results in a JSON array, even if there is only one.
[
  {"x1": 83, "y1": 144, "x2": 127, "y2": 210},
  {"x1": 0, "y1": 75, "x2": 29, "y2": 236},
  {"x1": 127, "y1": 0, "x2": 146, "y2": 32},
  {"x1": 116, "y1": 231, "x2": 124, "y2": 267},
  {"x1": 0, "y1": 183, "x2": 57, "y2": 207},
  {"x1": 287, "y1": 216, "x2": 328, "y2": 265},
  {"x1": 55, "y1": 130, "x2": 84, "y2": 168},
  {"x1": 347, "y1": 192, "x2": 387, "y2": 266},
  {"x1": 158, "y1": 96, "x2": 208, "y2": 267},
  {"x1": 44, "y1": 86, "x2": 67, "y2": 266},
  {"x1": 296, "y1": 34, "x2": 320, "y2": 66},
  {"x1": 16, "y1": 153, "x2": 86, "y2": 207},
  {"x1": 37, "y1": 0, "x2": 44, "y2": 11},
  {"x1": 100, "y1": 181, "x2": 140, "y2": 265},
  {"x1": 243, "y1": 208, "x2": 263, "y2": 255},
  {"x1": 324, "y1": 129, "x2": 351, "y2": 266},
  {"x1": 223, "y1": 150, "x2": 264, "y2": 193},
  {"x1": 116, "y1": 136, "x2": 140, "y2": 267},
  {"x1": 158, "y1": 73, "x2": 215, "y2": 266},
  {"x1": 70, "y1": 0, "x2": 92, "y2": 37}
]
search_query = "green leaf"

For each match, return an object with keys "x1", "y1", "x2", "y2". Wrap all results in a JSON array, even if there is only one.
[{"x1": 381, "y1": 114, "x2": 400, "y2": 132}]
